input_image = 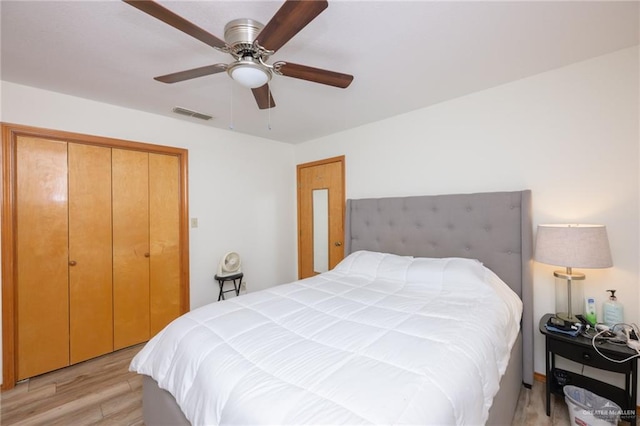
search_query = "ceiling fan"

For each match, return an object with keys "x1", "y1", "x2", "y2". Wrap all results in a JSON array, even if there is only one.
[{"x1": 123, "y1": 0, "x2": 354, "y2": 110}]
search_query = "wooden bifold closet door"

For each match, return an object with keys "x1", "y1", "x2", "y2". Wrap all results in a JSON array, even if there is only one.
[
  {"x1": 17, "y1": 138, "x2": 114, "y2": 379},
  {"x1": 148, "y1": 153, "x2": 181, "y2": 337},
  {"x1": 13, "y1": 133, "x2": 186, "y2": 382},
  {"x1": 112, "y1": 148, "x2": 150, "y2": 350},
  {"x1": 112, "y1": 150, "x2": 181, "y2": 350},
  {"x1": 16, "y1": 137, "x2": 71, "y2": 380},
  {"x1": 68, "y1": 143, "x2": 114, "y2": 365}
]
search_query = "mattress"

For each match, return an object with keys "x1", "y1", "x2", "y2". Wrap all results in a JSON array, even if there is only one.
[{"x1": 130, "y1": 250, "x2": 523, "y2": 425}]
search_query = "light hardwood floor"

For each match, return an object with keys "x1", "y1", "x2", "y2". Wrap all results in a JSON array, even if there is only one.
[
  {"x1": 0, "y1": 346, "x2": 624, "y2": 425},
  {"x1": 0, "y1": 345, "x2": 143, "y2": 425},
  {"x1": 513, "y1": 381, "x2": 570, "y2": 426}
]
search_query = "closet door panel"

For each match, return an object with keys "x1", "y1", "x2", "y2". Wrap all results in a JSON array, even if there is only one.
[
  {"x1": 68, "y1": 143, "x2": 113, "y2": 364},
  {"x1": 149, "y1": 153, "x2": 181, "y2": 336},
  {"x1": 113, "y1": 149, "x2": 150, "y2": 350},
  {"x1": 16, "y1": 136, "x2": 69, "y2": 380}
]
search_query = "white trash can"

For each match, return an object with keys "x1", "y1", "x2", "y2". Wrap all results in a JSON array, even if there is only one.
[{"x1": 563, "y1": 385, "x2": 622, "y2": 426}]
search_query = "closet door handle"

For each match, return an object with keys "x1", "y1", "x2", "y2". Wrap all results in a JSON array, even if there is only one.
[
  {"x1": 69, "y1": 260, "x2": 77, "y2": 266},
  {"x1": 334, "y1": 241, "x2": 342, "y2": 247},
  {"x1": 144, "y1": 253, "x2": 150, "y2": 258}
]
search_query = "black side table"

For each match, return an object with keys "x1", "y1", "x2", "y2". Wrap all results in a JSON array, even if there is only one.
[
  {"x1": 539, "y1": 313, "x2": 638, "y2": 422},
  {"x1": 215, "y1": 272, "x2": 243, "y2": 301}
]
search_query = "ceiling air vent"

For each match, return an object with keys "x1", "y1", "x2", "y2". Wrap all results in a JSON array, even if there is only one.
[{"x1": 172, "y1": 106, "x2": 213, "y2": 121}]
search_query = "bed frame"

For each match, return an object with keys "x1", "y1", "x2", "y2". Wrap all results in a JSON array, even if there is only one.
[{"x1": 142, "y1": 189, "x2": 533, "y2": 425}]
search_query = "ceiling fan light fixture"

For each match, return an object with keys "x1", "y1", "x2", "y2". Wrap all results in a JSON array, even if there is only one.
[{"x1": 227, "y1": 58, "x2": 271, "y2": 89}]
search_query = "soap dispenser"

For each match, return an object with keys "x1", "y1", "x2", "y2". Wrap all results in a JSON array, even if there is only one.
[{"x1": 603, "y1": 289, "x2": 624, "y2": 327}]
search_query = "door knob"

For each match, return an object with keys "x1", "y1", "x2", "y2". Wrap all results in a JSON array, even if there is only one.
[
  {"x1": 144, "y1": 252, "x2": 150, "y2": 258},
  {"x1": 69, "y1": 260, "x2": 77, "y2": 266},
  {"x1": 334, "y1": 242, "x2": 342, "y2": 247}
]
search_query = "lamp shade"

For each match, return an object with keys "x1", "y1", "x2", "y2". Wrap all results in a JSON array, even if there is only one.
[{"x1": 535, "y1": 224, "x2": 613, "y2": 268}]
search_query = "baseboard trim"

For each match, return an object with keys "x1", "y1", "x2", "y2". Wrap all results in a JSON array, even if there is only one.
[{"x1": 534, "y1": 372, "x2": 546, "y2": 383}]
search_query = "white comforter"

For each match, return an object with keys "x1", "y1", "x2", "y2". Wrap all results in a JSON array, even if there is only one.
[{"x1": 131, "y1": 251, "x2": 522, "y2": 425}]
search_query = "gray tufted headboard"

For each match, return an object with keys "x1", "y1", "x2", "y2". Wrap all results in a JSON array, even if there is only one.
[{"x1": 344, "y1": 190, "x2": 533, "y2": 386}]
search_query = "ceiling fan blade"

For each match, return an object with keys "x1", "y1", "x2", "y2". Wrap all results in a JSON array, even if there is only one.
[
  {"x1": 276, "y1": 62, "x2": 353, "y2": 88},
  {"x1": 256, "y1": 0, "x2": 328, "y2": 53},
  {"x1": 252, "y1": 84, "x2": 276, "y2": 109},
  {"x1": 154, "y1": 64, "x2": 227, "y2": 83},
  {"x1": 123, "y1": 0, "x2": 226, "y2": 50}
]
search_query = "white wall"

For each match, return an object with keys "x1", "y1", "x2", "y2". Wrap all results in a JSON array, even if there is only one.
[
  {"x1": 0, "y1": 81, "x2": 298, "y2": 384},
  {"x1": 294, "y1": 47, "x2": 640, "y2": 381}
]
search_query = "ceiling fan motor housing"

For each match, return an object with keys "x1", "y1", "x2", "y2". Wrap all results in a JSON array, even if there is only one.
[
  {"x1": 224, "y1": 18, "x2": 272, "y2": 88},
  {"x1": 224, "y1": 18, "x2": 264, "y2": 57}
]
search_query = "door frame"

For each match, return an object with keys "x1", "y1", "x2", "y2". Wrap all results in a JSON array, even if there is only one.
[
  {"x1": 1, "y1": 123, "x2": 191, "y2": 390},
  {"x1": 296, "y1": 155, "x2": 345, "y2": 279}
]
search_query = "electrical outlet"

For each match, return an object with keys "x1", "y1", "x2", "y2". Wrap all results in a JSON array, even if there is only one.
[{"x1": 190, "y1": 217, "x2": 198, "y2": 228}]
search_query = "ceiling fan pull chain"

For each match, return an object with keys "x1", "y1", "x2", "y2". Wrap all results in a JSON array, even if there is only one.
[
  {"x1": 229, "y1": 81, "x2": 234, "y2": 130},
  {"x1": 267, "y1": 90, "x2": 272, "y2": 130}
]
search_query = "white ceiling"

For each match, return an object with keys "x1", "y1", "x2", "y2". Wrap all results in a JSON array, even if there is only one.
[{"x1": 1, "y1": 1, "x2": 638, "y2": 144}]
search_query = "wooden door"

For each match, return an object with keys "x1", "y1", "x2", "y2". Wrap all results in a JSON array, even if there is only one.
[
  {"x1": 149, "y1": 153, "x2": 181, "y2": 336},
  {"x1": 2, "y1": 123, "x2": 191, "y2": 390},
  {"x1": 68, "y1": 143, "x2": 113, "y2": 364},
  {"x1": 297, "y1": 156, "x2": 345, "y2": 279},
  {"x1": 112, "y1": 149, "x2": 150, "y2": 350},
  {"x1": 16, "y1": 136, "x2": 69, "y2": 380}
]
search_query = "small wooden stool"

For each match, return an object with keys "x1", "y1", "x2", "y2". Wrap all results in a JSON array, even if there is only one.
[{"x1": 214, "y1": 272, "x2": 243, "y2": 301}]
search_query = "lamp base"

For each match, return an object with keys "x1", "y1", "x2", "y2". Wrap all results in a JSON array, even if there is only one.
[
  {"x1": 554, "y1": 268, "x2": 585, "y2": 325},
  {"x1": 553, "y1": 271, "x2": 585, "y2": 280},
  {"x1": 555, "y1": 311, "x2": 580, "y2": 323}
]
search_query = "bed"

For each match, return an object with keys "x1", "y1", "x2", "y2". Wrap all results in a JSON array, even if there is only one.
[{"x1": 131, "y1": 190, "x2": 533, "y2": 425}]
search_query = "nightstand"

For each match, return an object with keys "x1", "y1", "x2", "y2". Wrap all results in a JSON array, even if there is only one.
[{"x1": 539, "y1": 313, "x2": 638, "y2": 423}]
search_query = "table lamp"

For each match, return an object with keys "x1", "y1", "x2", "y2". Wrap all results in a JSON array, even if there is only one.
[{"x1": 535, "y1": 224, "x2": 613, "y2": 322}]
